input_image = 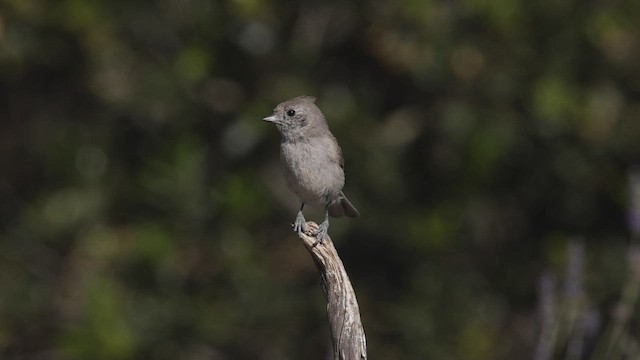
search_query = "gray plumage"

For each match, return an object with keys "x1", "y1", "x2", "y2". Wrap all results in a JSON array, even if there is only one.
[{"x1": 263, "y1": 95, "x2": 359, "y2": 243}]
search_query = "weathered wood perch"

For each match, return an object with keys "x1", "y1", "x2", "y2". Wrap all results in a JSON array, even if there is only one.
[{"x1": 297, "y1": 221, "x2": 367, "y2": 360}]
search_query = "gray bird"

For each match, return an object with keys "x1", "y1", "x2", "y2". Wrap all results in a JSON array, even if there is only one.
[{"x1": 263, "y1": 95, "x2": 359, "y2": 243}]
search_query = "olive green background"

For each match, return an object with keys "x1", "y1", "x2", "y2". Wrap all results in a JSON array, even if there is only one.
[{"x1": 1, "y1": 0, "x2": 639, "y2": 359}]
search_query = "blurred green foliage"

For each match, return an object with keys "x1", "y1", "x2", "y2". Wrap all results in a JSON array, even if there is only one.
[{"x1": 1, "y1": 0, "x2": 640, "y2": 359}]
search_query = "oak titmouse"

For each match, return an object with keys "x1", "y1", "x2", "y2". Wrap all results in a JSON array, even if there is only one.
[{"x1": 263, "y1": 96, "x2": 359, "y2": 243}]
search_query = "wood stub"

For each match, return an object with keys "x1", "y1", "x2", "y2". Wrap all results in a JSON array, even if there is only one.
[{"x1": 297, "y1": 221, "x2": 367, "y2": 360}]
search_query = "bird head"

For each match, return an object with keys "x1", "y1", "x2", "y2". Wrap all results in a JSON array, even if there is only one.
[{"x1": 263, "y1": 96, "x2": 328, "y2": 141}]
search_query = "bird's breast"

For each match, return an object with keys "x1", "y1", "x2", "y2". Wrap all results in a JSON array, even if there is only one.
[{"x1": 280, "y1": 138, "x2": 345, "y2": 205}]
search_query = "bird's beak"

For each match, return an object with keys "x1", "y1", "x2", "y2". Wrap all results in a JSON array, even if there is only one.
[{"x1": 263, "y1": 114, "x2": 280, "y2": 123}]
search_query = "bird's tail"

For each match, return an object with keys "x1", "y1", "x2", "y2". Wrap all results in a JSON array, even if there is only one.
[{"x1": 328, "y1": 192, "x2": 360, "y2": 218}]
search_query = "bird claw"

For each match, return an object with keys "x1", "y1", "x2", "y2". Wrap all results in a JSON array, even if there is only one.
[
  {"x1": 315, "y1": 220, "x2": 329, "y2": 245},
  {"x1": 293, "y1": 211, "x2": 306, "y2": 235}
]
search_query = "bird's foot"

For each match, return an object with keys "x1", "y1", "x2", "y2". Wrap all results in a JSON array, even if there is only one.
[
  {"x1": 315, "y1": 220, "x2": 329, "y2": 245},
  {"x1": 293, "y1": 211, "x2": 306, "y2": 235}
]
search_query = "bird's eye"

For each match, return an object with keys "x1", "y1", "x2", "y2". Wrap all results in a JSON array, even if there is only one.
[{"x1": 286, "y1": 109, "x2": 295, "y2": 117}]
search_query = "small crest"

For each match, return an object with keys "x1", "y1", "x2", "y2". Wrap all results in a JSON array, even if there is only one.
[{"x1": 291, "y1": 95, "x2": 316, "y2": 103}]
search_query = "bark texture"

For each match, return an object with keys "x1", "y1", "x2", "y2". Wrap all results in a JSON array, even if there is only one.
[{"x1": 297, "y1": 221, "x2": 367, "y2": 360}]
